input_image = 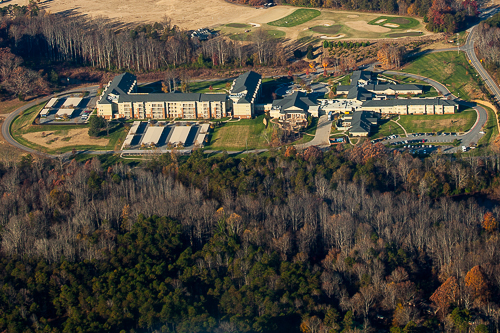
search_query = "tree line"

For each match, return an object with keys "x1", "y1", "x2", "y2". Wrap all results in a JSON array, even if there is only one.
[
  {"x1": 0, "y1": 144, "x2": 500, "y2": 331},
  {"x1": 475, "y1": 13, "x2": 500, "y2": 82},
  {"x1": 0, "y1": 4, "x2": 286, "y2": 73}
]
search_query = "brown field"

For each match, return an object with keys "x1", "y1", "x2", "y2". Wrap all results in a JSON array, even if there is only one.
[
  {"x1": 22, "y1": 128, "x2": 109, "y2": 149},
  {"x1": 3, "y1": 1, "x2": 430, "y2": 41},
  {"x1": 3, "y1": 0, "x2": 296, "y2": 30}
]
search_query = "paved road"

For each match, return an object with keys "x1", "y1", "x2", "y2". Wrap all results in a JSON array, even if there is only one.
[
  {"x1": 463, "y1": 26, "x2": 500, "y2": 102},
  {"x1": 296, "y1": 114, "x2": 331, "y2": 149}
]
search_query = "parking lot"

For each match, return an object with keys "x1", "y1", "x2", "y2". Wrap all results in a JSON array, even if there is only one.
[
  {"x1": 374, "y1": 132, "x2": 475, "y2": 154},
  {"x1": 122, "y1": 121, "x2": 210, "y2": 150},
  {"x1": 39, "y1": 92, "x2": 97, "y2": 125}
]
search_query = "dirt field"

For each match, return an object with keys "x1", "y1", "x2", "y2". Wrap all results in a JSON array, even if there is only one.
[
  {"x1": 22, "y1": 128, "x2": 109, "y2": 149},
  {"x1": 3, "y1": 1, "x2": 429, "y2": 41},
  {"x1": 3, "y1": 0, "x2": 296, "y2": 30}
]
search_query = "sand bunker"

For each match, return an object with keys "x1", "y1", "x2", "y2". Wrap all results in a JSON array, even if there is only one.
[
  {"x1": 320, "y1": 34, "x2": 345, "y2": 39},
  {"x1": 249, "y1": 23, "x2": 261, "y2": 27},
  {"x1": 384, "y1": 23, "x2": 400, "y2": 28},
  {"x1": 345, "y1": 21, "x2": 390, "y2": 32},
  {"x1": 23, "y1": 128, "x2": 109, "y2": 149},
  {"x1": 347, "y1": 15, "x2": 359, "y2": 18},
  {"x1": 375, "y1": 19, "x2": 387, "y2": 24}
]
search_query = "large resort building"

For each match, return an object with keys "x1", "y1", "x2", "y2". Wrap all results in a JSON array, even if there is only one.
[
  {"x1": 228, "y1": 71, "x2": 262, "y2": 119},
  {"x1": 97, "y1": 71, "x2": 263, "y2": 120}
]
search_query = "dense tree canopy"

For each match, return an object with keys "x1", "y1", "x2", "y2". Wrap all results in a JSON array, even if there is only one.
[{"x1": 0, "y1": 145, "x2": 499, "y2": 332}]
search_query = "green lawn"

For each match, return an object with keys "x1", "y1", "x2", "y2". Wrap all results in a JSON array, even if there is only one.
[
  {"x1": 266, "y1": 30, "x2": 286, "y2": 39},
  {"x1": 477, "y1": 103, "x2": 499, "y2": 148},
  {"x1": 368, "y1": 16, "x2": 420, "y2": 29},
  {"x1": 402, "y1": 52, "x2": 483, "y2": 101},
  {"x1": 398, "y1": 110, "x2": 477, "y2": 133},
  {"x1": 190, "y1": 80, "x2": 231, "y2": 94},
  {"x1": 387, "y1": 32, "x2": 423, "y2": 37},
  {"x1": 370, "y1": 118, "x2": 405, "y2": 139},
  {"x1": 310, "y1": 25, "x2": 342, "y2": 35},
  {"x1": 228, "y1": 29, "x2": 286, "y2": 41},
  {"x1": 226, "y1": 23, "x2": 251, "y2": 28},
  {"x1": 205, "y1": 115, "x2": 271, "y2": 151},
  {"x1": 268, "y1": 9, "x2": 321, "y2": 27}
]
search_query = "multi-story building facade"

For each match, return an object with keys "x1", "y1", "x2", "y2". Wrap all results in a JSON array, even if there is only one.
[
  {"x1": 96, "y1": 73, "x2": 228, "y2": 120},
  {"x1": 228, "y1": 71, "x2": 262, "y2": 119}
]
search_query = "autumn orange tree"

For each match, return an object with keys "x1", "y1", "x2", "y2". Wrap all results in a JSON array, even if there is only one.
[
  {"x1": 464, "y1": 265, "x2": 490, "y2": 306},
  {"x1": 482, "y1": 212, "x2": 498, "y2": 233},
  {"x1": 430, "y1": 276, "x2": 459, "y2": 317}
]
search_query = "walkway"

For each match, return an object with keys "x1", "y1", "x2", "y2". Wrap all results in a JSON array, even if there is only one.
[{"x1": 390, "y1": 116, "x2": 408, "y2": 137}]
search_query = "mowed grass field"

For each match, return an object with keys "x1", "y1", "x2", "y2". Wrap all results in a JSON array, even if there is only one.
[
  {"x1": 398, "y1": 110, "x2": 477, "y2": 133},
  {"x1": 368, "y1": 16, "x2": 420, "y2": 29},
  {"x1": 268, "y1": 9, "x2": 321, "y2": 27},
  {"x1": 217, "y1": 8, "x2": 427, "y2": 42},
  {"x1": 403, "y1": 52, "x2": 483, "y2": 101},
  {"x1": 206, "y1": 115, "x2": 271, "y2": 150},
  {"x1": 370, "y1": 118, "x2": 405, "y2": 139}
]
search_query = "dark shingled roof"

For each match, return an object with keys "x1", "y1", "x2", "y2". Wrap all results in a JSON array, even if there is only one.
[
  {"x1": 349, "y1": 111, "x2": 378, "y2": 134},
  {"x1": 351, "y1": 70, "x2": 372, "y2": 85},
  {"x1": 346, "y1": 86, "x2": 374, "y2": 101},
  {"x1": 362, "y1": 99, "x2": 457, "y2": 107},
  {"x1": 100, "y1": 73, "x2": 227, "y2": 104},
  {"x1": 363, "y1": 84, "x2": 422, "y2": 92},
  {"x1": 231, "y1": 71, "x2": 261, "y2": 103},
  {"x1": 272, "y1": 92, "x2": 316, "y2": 113}
]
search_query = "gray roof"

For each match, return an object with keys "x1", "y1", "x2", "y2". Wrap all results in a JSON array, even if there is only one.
[
  {"x1": 272, "y1": 91, "x2": 316, "y2": 113},
  {"x1": 338, "y1": 83, "x2": 421, "y2": 93},
  {"x1": 362, "y1": 98, "x2": 457, "y2": 107},
  {"x1": 346, "y1": 86, "x2": 373, "y2": 101},
  {"x1": 337, "y1": 85, "x2": 355, "y2": 92},
  {"x1": 100, "y1": 72, "x2": 137, "y2": 104},
  {"x1": 231, "y1": 71, "x2": 261, "y2": 103},
  {"x1": 351, "y1": 70, "x2": 372, "y2": 85},
  {"x1": 363, "y1": 84, "x2": 422, "y2": 92},
  {"x1": 100, "y1": 72, "x2": 227, "y2": 104},
  {"x1": 349, "y1": 111, "x2": 378, "y2": 134}
]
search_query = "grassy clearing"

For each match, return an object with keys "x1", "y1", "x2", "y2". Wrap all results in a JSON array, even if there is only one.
[
  {"x1": 0, "y1": 98, "x2": 29, "y2": 115},
  {"x1": 268, "y1": 9, "x2": 321, "y2": 27},
  {"x1": 226, "y1": 23, "x2": 251, "y2": 28},
  {"x1": 402, "y1": 52, "x2": 483, "y2": 101},
  {"x1": 310, "y1": 25, "x2": 342, "y2": 34},
  {"x1": 266, "y1": 30, "x2": 286, "y2": 39},
  {"x1": 370, "y1": 118, "x2": 405, "y2": 139},
  {"x1": 398, "y1": 110, "x2": 477, "y2": 133},
  {"x1": 388, "y1": 32, "x2": 423, "y2": 37},
  {"x1": 205, "y1": 115, "x2": 271, "y2": 150},
  {"x1": 368, "y1": 16, "x2": 420, "y2": 29},
  {"x1": 477, "y1": 103, "x2": 499, "y2": 148},
  {"x1": 190, "y1": 80, "x2": 231, "y2": 94}
]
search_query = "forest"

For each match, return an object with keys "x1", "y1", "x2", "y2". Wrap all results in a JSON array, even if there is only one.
[
  {"x1": 0, "y1": 144, "x2": 500, "y2": 332},
  {"x1": 0, "y1": 4, "x2": 285, "y2": 74},
  {"x1": 475, "y1": 13, "x2": 500, "y2": 83}
]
